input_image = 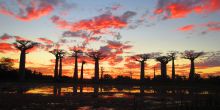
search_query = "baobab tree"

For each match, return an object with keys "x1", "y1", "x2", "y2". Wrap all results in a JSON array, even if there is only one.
[
  {"x1": 14, "y1": 40, "x2": 38, "y2": 81},
  {"x1": 182, "y1": 50, "x2": 204, "y2": 80},
  {"x1": 156, "y1": 56, "x2": 172, "y2": 79},
  {"x1": 71, "y1": 48, "x2": 82, "y2": 82},
  {"x1": 58, "y1": 50, "x2": 65, "y2": 79},
  {"x1": 50, "y1": 49, "x2": 59, "y2": 80},
  {"x1": 80, "y1": 61, "x2": 86, "y2": 82},
  {"x1": 101, "y1": 67, "x2": 104, "y2": 80},
  {"x1": 168, "y1": 51, "x2": 178, "y2": 80},
  {"x1": 87, "y1": 51, "x2": 105, "y2": 82},
  {"x1": 132, "y1": 54, "x2": 151, "y2": 81},
  {"x1": 50, "y1": 49, "x2": 65, "y2": 81}
]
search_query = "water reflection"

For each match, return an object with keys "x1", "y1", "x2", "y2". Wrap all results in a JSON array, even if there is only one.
[
  {"x1": 1, "y1": 84, "x2": 219, "y2": 110},
  {"x1": 0, "y1": 84, "x2": 218, "y2": 97}
]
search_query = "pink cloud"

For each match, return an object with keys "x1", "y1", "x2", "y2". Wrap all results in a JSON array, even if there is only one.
[
  {"x1": 155, "y1": 0, "x2": 220, "y2": 19},
  {"x1": 37, "y1": 38, "x2": 53, "y2": 44},
  {"x1": 51, "y1": 11, "x2": 136, "y2": 34},
  {"x1": 0, "y1": 1, "x2": 53, "y2": 21},
  {"x1": 178, "y1": 25, "x2": 194, "y2": 31}
]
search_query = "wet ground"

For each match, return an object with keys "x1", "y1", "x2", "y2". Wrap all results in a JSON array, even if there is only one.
[{"x1": 0, "y1": 83, "x2": 220, "y2": 110}]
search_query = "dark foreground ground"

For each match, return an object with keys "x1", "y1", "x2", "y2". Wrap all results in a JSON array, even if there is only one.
[{"x1": 0, "y1": 82, "x2": 220, "y2": 110}]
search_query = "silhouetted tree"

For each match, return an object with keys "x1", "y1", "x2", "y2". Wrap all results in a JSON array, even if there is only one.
[
  {"x1": 87, "y1": 51, "x2": 105, "y2": 82},
  {"x1": 132, "y1": 54, "x2": 151, "y2": 81},
  {"x1": 14, "y1": 40, "x2": 38, "y2": 81},
  {"x1": 50, "y1": 49, "x2": 60, "y2": 80},
  {"x1": 182, "y1": 50, "x2": 204, "y2": 80},
  {"x1": 71, "y1": 49, "x2": 82, "y2": 82},
  {"x1": 80, "y1": 61, "x2": 86, "y2": 82},
  {"x1": 0, "y1": 57, "x2": 14, "y2": 70},
  {"x1": 101, "y1": 67, "x2": 104, "y2": 80},
  {"x1": 168, "y1": 51, "x2": 178, "y2": 80},
  {"x1": 156, "y1": 56, "x2": 172, "y2": 79},
  {"x1": 103, "y1": 74, "x2": 113, "y2": 81},
  {"x1": 58, "y1": 50, "x2": 65, "y2": 79}
]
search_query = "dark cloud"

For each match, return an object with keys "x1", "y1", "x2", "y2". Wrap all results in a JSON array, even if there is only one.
[
  {"x1": 196, "y1": 52, "x2": 220, "y2": 67},
  {"x1": 0, "y1": 33, "x2": 14, "y2": 41}
]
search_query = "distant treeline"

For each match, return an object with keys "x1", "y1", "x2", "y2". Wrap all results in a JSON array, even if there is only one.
[{"x1": 0, "y1": 58, "x2": 53, "y2": 81}]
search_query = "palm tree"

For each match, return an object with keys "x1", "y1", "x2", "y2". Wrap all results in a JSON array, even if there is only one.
[
  {"x1": 14, "y1": 40, "x2": 38, "y2": 81},
  {"x1": 156, "y1": 56, "x2": 172, "y2": 79},
  {"x1": 168, "y1": 51, "x2": 178, "y2": 80},
  {"x1": 182, "y1": 50, "x2": 204, "y2": 80},
  {"x1": 87, "y1": 51, "x2": 105, "y2": 82},
  {"x1": 132, "y1": 54, "x2": 151, "y2": 81}
]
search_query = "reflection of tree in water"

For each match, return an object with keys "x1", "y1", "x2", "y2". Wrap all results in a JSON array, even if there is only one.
[
  {"x1": 115, "y1": 86, "x2": 124, "y2": 91},
  {"x1": 53, "y1": 85, "x2": 61, "y2": 96},
  {"x1": 140, "y1": 85, "x2": 145, "y2": 95},
  {"x1": 102, "y1": 85, "x2": 113, "y2": 92},
  {"x1": 73, "y1": 84, "x2": 77, "y2": 95},
  {"x1": 80, "y1": 84, "x2": 83, "y2": 94},
  {"x1": 16, "y1": 86, "x2": 30, "y2": 94},
  {"x1": 93, "y1": 85, "x2": 99, "y2": 97}
]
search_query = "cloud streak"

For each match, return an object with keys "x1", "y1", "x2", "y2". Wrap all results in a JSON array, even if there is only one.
[{"x1": 178, "y1": 21, "x2": 220, "y2": 33}]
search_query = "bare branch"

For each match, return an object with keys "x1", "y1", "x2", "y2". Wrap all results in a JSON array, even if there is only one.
[
  {"x1": 181, "y1": 50, "x2": 204, "y2": 60},
  {"x1": 14, "y1": 40, "x2": 38, "y2": 51},
  {"x1": 131, "y1": 53, "x2": 151, "y2": 62},
  {"x1": 87, "y1": 51, "x2": 106, "y2": 60},
  {"x1": 156, "y1": 56, "x2": 172, "y2": 64}
]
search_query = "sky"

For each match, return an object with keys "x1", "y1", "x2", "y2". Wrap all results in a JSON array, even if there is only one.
[{"x1": 0, "y1": 0, "x2": 220, "y2": 79}]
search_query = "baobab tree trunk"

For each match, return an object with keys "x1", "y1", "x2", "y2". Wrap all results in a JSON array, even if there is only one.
[
  {"x1": 54, "y1": 54, "x2": 59, "y2": 80},
  {"x1": 140, "y1": 61, "x2": 145, "y2": 81},
  {"x1": 19, "y1": 50, "x2": 26, "y2": 81},
  {"x1": 94, "y1": 59, "x2": 99, "y2": 82},
  {"x1": 153, "y1": 66, "x2": 156, "y2": 79},
  {"x1": 161, "y1": 63, "x2": 167, "y2": 79},
  {"x1": 172, "y1": 59, "x2": 175, "y2": 80},
  {"x1": 59, "y1": 57, "x2": 62, "y2": 79},
  {"x1": 74, "y1": 56, "x2": 78, "y2": 81},
  {"x1": 80, "y1": 62, "x2": 84, "y2": 82},
  {"x1": 189, "y1": 59, "x2": 195, "y2": 80}
]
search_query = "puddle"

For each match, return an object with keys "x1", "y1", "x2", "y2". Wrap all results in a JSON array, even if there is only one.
[{"x1": 77, "y1": 106, "x2": 114, "y2": 110}]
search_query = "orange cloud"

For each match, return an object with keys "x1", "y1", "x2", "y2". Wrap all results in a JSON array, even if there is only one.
[
  {"x1": 0, "y1": 43, "x2": 17, "y2": 53},
  {"x1": 124, "y1": 62, "x2": 139, "y2": 69}
]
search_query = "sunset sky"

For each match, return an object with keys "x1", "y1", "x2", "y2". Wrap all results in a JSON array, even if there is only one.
[{"x1": 0, "y1": 0, "x2": 220, "y2": 79}]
